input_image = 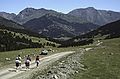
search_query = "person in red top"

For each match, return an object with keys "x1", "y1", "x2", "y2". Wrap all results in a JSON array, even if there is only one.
[{"x1": 35, "y1": 55, "x2": 40, "y2": 67}]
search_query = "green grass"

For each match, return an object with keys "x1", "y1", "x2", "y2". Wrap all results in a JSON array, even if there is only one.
[
  {"x1": 72, "y1": 38, "x2": 120, "y2": 79},
  {"x1": 0, "y1": 46, "x2": 80, "y2": 68},
  {"x1": 0, "y1": 28, "x2": 60, "y2": 68},
  {"x1": 0, "y1": 48, "x2": 41, "y2": 68},
  {"x1": 2, "y1": 29, "x2": 58, "y2": 46}
]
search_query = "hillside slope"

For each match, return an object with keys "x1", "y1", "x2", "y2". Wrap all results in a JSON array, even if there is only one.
[
  {"x1": 71, "y1": 38, "x2": 120, "y2": 79},
  {"x1": 0, "y1": 16, "x2": 59, "y2": 52},
  {"x1": 79, "y1": 20, "x2": 120, "y2": 39},
  {"x1": 0, "y1": 8, "x2": 84, "y2": 24},
  {"x1": 1, "y1": 7, "x2": 120, "y2": 26},
  {"x1": 68, "y1": 7, "x2": 120, "y2": 25},
  {"x1": 61, "y1": 20, "x2": 120, "y2": 47},
  {"x1": 0, "y1": 16, "x2": 24, "y2": 29},
  {"x1": 0, "y1": 12, "x2": 16, "y2": 20},
  {"x1": 23, "y1": 14, "x2": 98, "y2": 38}
]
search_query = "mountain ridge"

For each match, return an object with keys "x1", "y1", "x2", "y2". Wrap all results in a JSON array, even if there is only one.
[
  {"x1": 60, "y1": 20, "x2": 120, "y2": 47},
  {"x1": 0, "y1": 16, "x2": 24, "y2": 29},
  {"x1": 68, "y1": 7, "x2": 120, "y2": 25},
  {"x1": 0, "y1": 7, "x2": 120, "y2": 38},
  {"x1": 8, "y1": 8, "x2": 84, "y2": 24},
  {"x1": 1, "y1": 7, "x2": 120, "y2": 26}
]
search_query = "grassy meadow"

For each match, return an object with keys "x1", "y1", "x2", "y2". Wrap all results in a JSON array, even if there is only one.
[
  {"x1": 0, "y1": 46, "x2": 80, "y2": 68},
  {"x1": 1, "y1": 31, "x2": 120, "y2": 79},
  {"x1": 72, "y1": 38, "x2": 120, "y2": 79}
]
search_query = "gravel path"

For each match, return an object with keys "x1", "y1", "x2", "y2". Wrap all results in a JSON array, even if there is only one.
[
  {"x1": 0, "y1": 51, "x2": 75, "y2": 79},
  {"x1": 31, "y1": 48, "x2": 93, "y2": 79}
]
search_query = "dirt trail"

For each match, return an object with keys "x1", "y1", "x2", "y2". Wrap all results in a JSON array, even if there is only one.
[{"x1": 0, "y1": 51, "x2": 75, "y2": 79}]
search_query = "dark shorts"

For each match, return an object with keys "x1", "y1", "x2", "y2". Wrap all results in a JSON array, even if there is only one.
[
  {"x1": 16, "y1": 62, "x2": 19, "y2": 67},
  {"x1": 25, "y1": 62, "x2": 30, "y2": 66}
]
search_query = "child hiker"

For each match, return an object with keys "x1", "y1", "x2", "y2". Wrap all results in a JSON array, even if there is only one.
[{"x1": 35, "y1": 55, "x2": 40, "y2": 68}]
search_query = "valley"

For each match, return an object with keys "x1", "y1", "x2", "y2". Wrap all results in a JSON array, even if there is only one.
[
  {"x1": 1, "y1": 7, "x2": 120, "y2": 38},
  {"x1": 0, "y1": 5, "x2": 120, "y2": 79}
]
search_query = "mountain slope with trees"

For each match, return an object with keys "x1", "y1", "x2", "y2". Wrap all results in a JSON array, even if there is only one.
[
  {"x1": 0, "y1": 7, "x2": 120, "y2": 38},
  {"x1": 0, "y1": 16, "x2": 24, "y2": 29},
  {"x1": 60, "y1": 20, "x2": 120, "y2": 47},
  {"x1": 0, "y1": 17, "x2": 57, "y2": 52},
  {"x1": 77, "y1": 20, "x2": 120, "y2": 39},
  {"x1": 23, "y1": 14, "x2": 98, "y2": 38}
]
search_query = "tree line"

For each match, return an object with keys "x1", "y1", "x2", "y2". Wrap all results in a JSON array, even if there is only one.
[{"x1": 0, "y1": 30, "x2": 43, "y2": 52}]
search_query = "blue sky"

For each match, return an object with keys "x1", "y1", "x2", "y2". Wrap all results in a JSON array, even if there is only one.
[{"x1": 0, "y1": 0, "x2": 120, "y2": 14}]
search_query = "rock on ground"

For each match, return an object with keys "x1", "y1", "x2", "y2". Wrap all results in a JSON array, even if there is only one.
[{"x1": 32, "y1": 49, "x2": 85, "y2": 79}]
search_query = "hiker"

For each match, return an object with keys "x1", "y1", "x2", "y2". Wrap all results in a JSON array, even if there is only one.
[
  {"x1": 25, "y1": 55, "x2": 31, "y2": 69},
  {"x1": 15, "y1": 56, "x2": 20, "y2": 69},
  {"x1": 35, "y1": 55, "x2": 40, "y2": 67},
  {"x1": 18, "y1": 55, "x2": 22, "y2": 67}
]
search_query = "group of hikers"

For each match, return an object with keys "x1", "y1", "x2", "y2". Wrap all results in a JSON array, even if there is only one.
[{"x1": 15, "y1": 55, "x2": 40, "y2": 69}]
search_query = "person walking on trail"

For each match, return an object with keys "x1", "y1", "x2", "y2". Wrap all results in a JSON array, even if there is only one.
[
  {"x1": 35, "y1": 55, "x2": 40, "y2": 68},
  {"x1": 25, "y1": 55, "x2": 31, "y2": 69},
  {"x1": 15, "y1": 57, "x2": 20, "y2": 69},
  {"x1": 15, "y1": 55, "x2": 22, "y2": 69},
  {"x1": 18, "y1": 55, "x2": 22, "y2": 67}
]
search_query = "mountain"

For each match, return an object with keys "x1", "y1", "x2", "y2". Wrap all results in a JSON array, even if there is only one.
[
  {"x1": 1, "y1": 7, "x2": 120, "y2": 38},
  {"x1": 0, "y1": 24, "x2": 55, "y2": 52},
  {"x1": 60, "y1": 20, "x2": 120, "y2": 47},
  {"x1": 0, "y1": 16, "x2": 24, "y2": 29},
  {"x1": 83, "y1": 19, "x2": 120, "y2": 39},
  {"x1": 0, "y1": 7, "x2": 120, "y2": 26},
  {"x1": 0, "y1": 22, "x2": 57, "y2": 52},
  {"x1": 14, "y1": 8, "x2": 58, "y2": 24},
  {"x1": 0, "y1": 12, "x2": 16, "y2": 20},
  {"x1": 12, "y1": 8, "x2": 85, "y2": 24},
  {"x1": 23, "y1": 14, "x2": 98, "y2": 38},
  {"x1": 68, "y1": 7, "x2": 120, "y2": 25}
]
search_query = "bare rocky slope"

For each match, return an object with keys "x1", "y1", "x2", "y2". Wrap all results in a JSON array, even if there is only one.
[
  {"x1": 1, "y1": 7, "x2": 120, "y2": 26},
  {"x1": 68, "y1": 7, "x2": 120, "y2": 25}
]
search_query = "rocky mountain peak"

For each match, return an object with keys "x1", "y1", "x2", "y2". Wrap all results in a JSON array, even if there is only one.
[
  {"x1": 18, "y1": 8, "x2": 37, "y2": 18},
  {"x1": 19, "y1": 7, "x2": 36, "y2": 13},
  {"x1": 86, "y1": 7, "x2": 96, "y2": 10}
]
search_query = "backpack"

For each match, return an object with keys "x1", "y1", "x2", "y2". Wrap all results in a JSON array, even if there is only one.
[
  {"x1": 26, "y1": 57, "x2": 31, "y2": 61},
  {"x1": 18, "y1": 57, "x2": 21, "y2": 60}
]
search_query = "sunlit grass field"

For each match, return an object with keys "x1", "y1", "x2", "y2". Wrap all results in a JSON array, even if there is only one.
[
  {"x1": 0, "y1": 46, "x2": 80, "y2": 68},
  {"x1": 72, "y1": 38, "x2": 120, "y2": 79},
  {"x1": 0, "y1": 29, "x2": 61, "y2": 68}
]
